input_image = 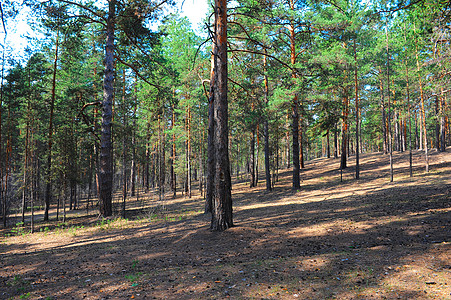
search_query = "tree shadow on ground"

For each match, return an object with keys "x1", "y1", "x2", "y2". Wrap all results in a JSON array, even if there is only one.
[{"x1": 1, "y1": 151, "x2": 450, "y2": 299}]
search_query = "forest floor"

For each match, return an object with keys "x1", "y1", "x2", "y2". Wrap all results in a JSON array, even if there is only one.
[{"x1": 1, "y1": 149, "x2": 450, "y2": 300}]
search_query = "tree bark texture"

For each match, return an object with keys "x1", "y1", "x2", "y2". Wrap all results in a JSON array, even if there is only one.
[
  {"x1": 205, "y1": 42, "x2": 216, "y2": 214},
  {"x1": 99, "y1": 0, "x2": 116, "y2": 217},
  {"x1": 289, "y1": 10, "x2": 300, "y2": 190},
  {"x1": 210, "y1": 0, "x2": 233, "y2": 231}
]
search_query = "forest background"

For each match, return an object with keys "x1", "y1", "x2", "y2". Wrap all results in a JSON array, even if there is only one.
[{"x1": 0, "y1": 0, "x2": 450, "y2": 231}]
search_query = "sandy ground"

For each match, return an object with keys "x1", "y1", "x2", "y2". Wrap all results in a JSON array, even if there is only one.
[{"x1": 1, "y1": 149, "x2": 450, "y2": 299}]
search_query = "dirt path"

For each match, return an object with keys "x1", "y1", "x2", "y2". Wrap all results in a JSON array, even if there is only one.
[{"x1": 1, "y1": 150, "x2": 450, "y2": 299}]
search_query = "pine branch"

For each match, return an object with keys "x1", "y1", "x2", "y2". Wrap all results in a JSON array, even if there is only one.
[
  {"x1": 114, "y1": 54, "x2": 164, "y2": 90},
  {"x1": 0, "y1": 2, "x2": 6, "y2": 36},
  {"x1": 55, "y1": 0, "x2": 107, "y2": 23},
  {"x1": 379, "y1": 0, "x2": 424, "y2": 13},
  {"x1": 228, "y1": 48, "x2": 295, "y2": 72}
]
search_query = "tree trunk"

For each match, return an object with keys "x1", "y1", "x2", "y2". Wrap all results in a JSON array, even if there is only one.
[
  {"x1": 236, "y1": 143, "x2": 240, "y2": 180},
  {"x1": 30, "y1": 132, "x2": 35, "y2": 233},
  {"x1": 130, "y1": 75, "x2": 137, "y2": 197},
  {"x1": 334, "y1": 125, "x2": 338, "y2": 159},
  {"x1": 187, "y1": 107, "x2": 192, "y2": 198},
  {"x1": 340, "y1": 93, "x2": 348, "y2": 170},
  {"x1": 210, "y1": 0, "x2": 233, "y2": 231},
  {"x1": 205, "y1": 41, "x2": 216, "y2": 214},
  {"x1": 414, "y1": 23, "x2": 429, "y2": 172},
  {"x1": 122, "y1": 76, "x2": 127, "y2": 218},
  {"x1": 386, "y1": 25, "x2": 394, "y2": 182},
  {"x1": 256, "y1": 124, "x2": 260, "y2": 185},
  {"x1": 62, "y1": 180, "x2": 67, "y2": 223},
  {"x1": 145, "y1": 123, "x2": 150, "y2": 192},
  {"x1": 435, "y1": 96, "x2": 440, "y2": 151},
  {"x1": 440, "y1": 92, "x2": 446, "y2": 152},
  {"x1": 326, "y1": 129, "x2": 331, "y2": 158},
  {"x1": 2, "y1": 108, "x2": 11, "y2": 227},
  {"x1": 354, "y1": 38, "x2": 360, "y2": 179},
  {"x1": 171, "y1": 103, "x2": 177, "y2": 198},
  {"x1": 286, "y1": 129, "x2": 290, "y2": 169},
  {"x1": 299, "y1": 119, "x2": 304, "y2": 169},
  {"x1": 289, "y1": 2, "x2": 300, "y2": 189},
  {"x1": 0, "y1": 25, "x2": 4, "y2": 227},
  {"x1": 22, "y1": 102, "x2": 30, "y2": 224},
  {"x1": 99, "y1": 0, "x2": 116, "y2": 217},
  {"x1": 158, "y1": 115, "x2": 165, "y2": 202},
  {"x1": 199, "y1": 118, "x2": 204, "y2": 196},
  {"x1": 379, "y1": 71, "x2": 388, "y2": 155},
  {"x1": 403, "y1": 23, "x2": 413, "y2": 176},
  {"x1": 44, "y1": 25, "x2": 59, "y2": 221},
  {"x1": 122, "y1": 136, "x2": 127, "y2": 218},
  {"x1": 263, "y1": 54, "x2": 272, "y2": 191},
  {"x1": 250, "y1": 130, "x2": 255, "y2": 188}
]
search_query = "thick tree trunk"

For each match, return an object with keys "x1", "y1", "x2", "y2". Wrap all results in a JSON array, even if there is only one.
[
  {"x1": 99, "y1": 0, "x2": 116, "y2": 217},
  {"x1": 206, "y1": 41, "x2": 216, "y2": 214},
  {"x1": 210, "y1": 0, "x2": 233, "y2": 231},
  {"x1": 289, "y1": 8, "x2": 300, "y2": 189}
]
